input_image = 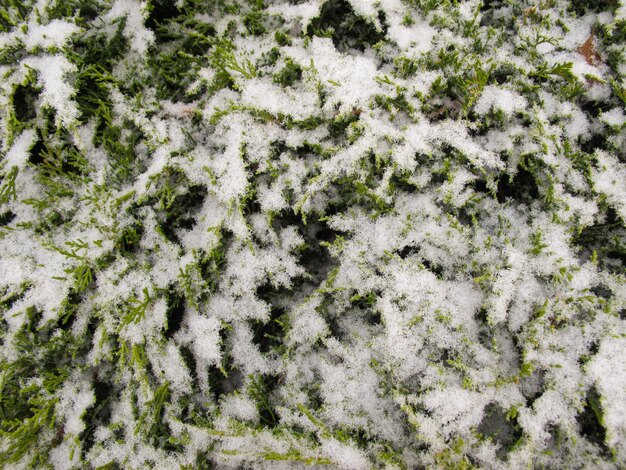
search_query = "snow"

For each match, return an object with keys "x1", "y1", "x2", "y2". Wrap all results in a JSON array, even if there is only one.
[
  {"x1": 1, "y1": 0, "x2": 626, "y2": 468},
  {"x1": 23, "y1": 55, "x2": 80, "y2": 127},
  {"x1": 103, "y1": 0, "x2": 155, "y2": 56},
  {"x1": 321, "y1": 438, "x2": 370, "y2": 469},
  {"x1": 221, "y1": 394, "x2": 259, "y2": 423},
  {"x1": 178, "y1": 310, "x2": 222, "y2": 367},
  {"x1": 57, "y1": 378, "x2": 96, "y2": 436},
  {"x1": 474, "y1": 85, "x2": 527, "y2": 117},
  {"x1": 240, "y1": 78, "x2": 319, "y2": 120},
  {"x1": 600, "y1": 107, "x2": 626, "y2": 127},
  {"x1": 4, "y1": 128, "x2": 36, "y2": 168},
  {"x1": 592, "y1": 150, "x2": 626, "y2": 220},
  {"x1": 266, "y1": 2, "x2": 320, "y2": 29},
  {"x1": 286, "y1": 37, "x2": 382, "y2": 113},
  {"x1": 23, "y1": 19, "x2": 81, "y2": 50}
]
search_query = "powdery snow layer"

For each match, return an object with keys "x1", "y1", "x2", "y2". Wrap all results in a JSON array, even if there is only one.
[{"x1": 0, "y1": 0, "x2": 626, "y2": 468}]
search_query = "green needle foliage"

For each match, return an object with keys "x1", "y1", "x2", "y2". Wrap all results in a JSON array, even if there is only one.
[{"x1": 0, "y1": 0, "x2": 626, "y2": 468}]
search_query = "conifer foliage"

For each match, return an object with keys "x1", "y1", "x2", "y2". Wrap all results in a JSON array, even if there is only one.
[{"x1": 1, "y1": 0, "x2": 626, "y2": 468}]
